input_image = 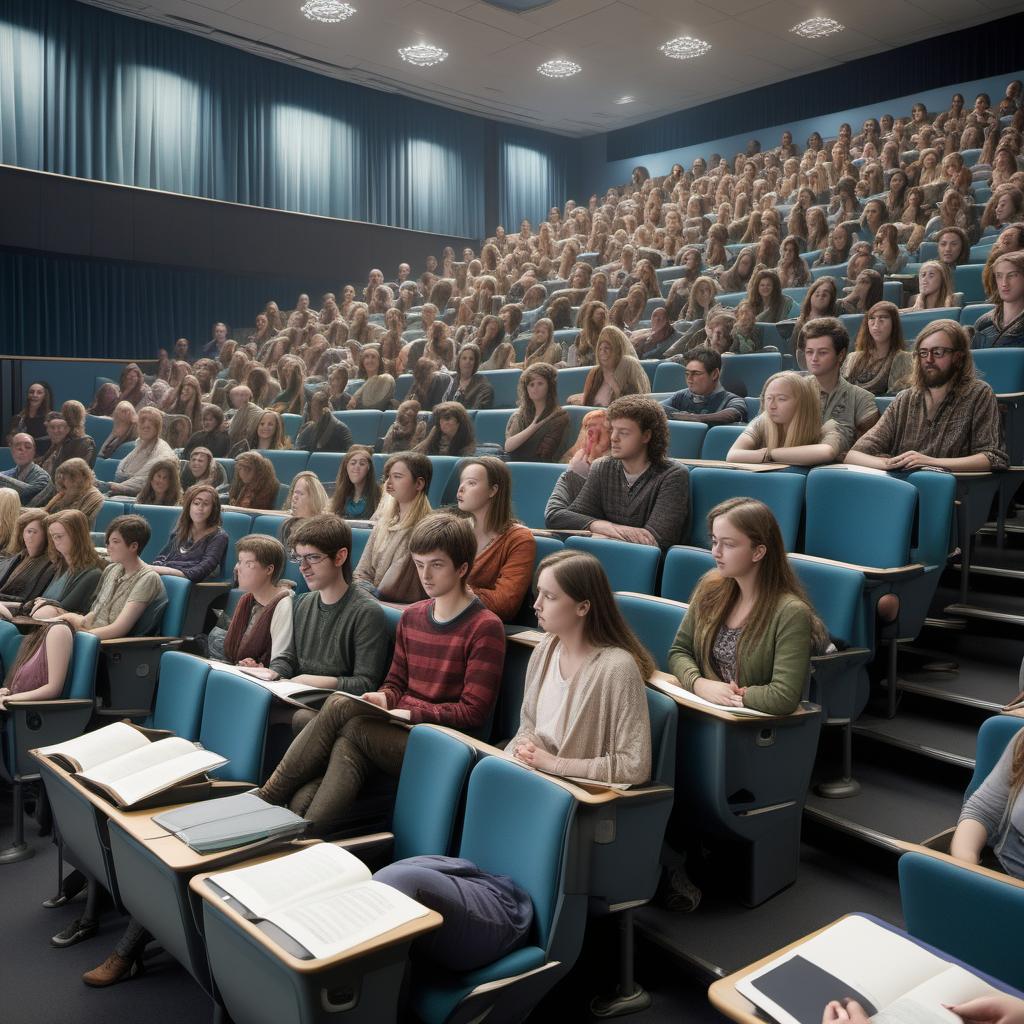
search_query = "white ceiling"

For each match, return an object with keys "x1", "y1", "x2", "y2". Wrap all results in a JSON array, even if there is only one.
[{"x1": 81, "y1": 0, "x2": 1024, "y2": 136}]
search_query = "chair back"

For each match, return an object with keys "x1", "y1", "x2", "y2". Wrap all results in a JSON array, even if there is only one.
[
  {"x1": 614, "y1": 593, "x2": 686, "y2": 672},
  {"x1": 148, "y1": 651, "x2": 210, "y2": 738},
  {"x1": 564, "y1": 535, "x2": 660, "y2": 594},
  {"x1": 199, "y1": 670, "x2": 272, "y2": 783}
]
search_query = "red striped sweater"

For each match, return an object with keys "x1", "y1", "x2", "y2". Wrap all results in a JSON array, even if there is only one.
[{"x1": 380, "y1": 597, "x2": 506, "y2": 731}]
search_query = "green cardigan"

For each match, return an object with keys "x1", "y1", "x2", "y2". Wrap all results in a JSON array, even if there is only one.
[{"x1": 667, "y1": 594, "x2": 811, "y2": 716}]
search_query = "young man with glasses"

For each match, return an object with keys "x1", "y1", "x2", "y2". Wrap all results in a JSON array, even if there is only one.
[
  {"x1": 660, "y1": 348, "x2": 748, "y2": 424},
  {"x1": 244, "y1": 515, "x2": 388, "y2": 694},
  {"x1": 846, "y1": 320, "x2": 1008, "y2": 472}
]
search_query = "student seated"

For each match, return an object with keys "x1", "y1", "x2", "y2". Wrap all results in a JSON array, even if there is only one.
[
  {"x1": 545, "y1": 396, "x2": 689, "y2": 549},
  {"x1": 133, "y1": 458, "x2": 182, "y2": 507},
  {"x1": 560, "y1": 409, "x2": 611, "y2": 472},
  {"x1": 226, "y1": 451, "x2": 281, "y2": 510},
  {"x1": 42, "y1": 458, "x2": 102, "y2": 526},
  {"x1": 103, "y1": 408, "x2": 176, "y2": 498},
  {"x1": 846, "y1": 321, "x2": 1009, "y2": 472},
  {"x1": 801, "y1": 317, "x2": 879, "y2": 450},
  {"x1": 841, "y1": 302, "x2": 914, "y2": 397},
  {"x1": 380, "y1": 400, "x2": 427, "y2": 454},
  {"x1": 0, "y1": 622, "x2": 75, "y2": 709},
  {"x1": 295, "y1": 389, "x2": 353, "y2": 453},
  {"x1": 257, "y1": 512, "x2": 505, "y2": 834},
  {"x1": 951, "y1": 728, "x2": 1024, "y2": 879},
  {"x1": 352, "y1": 453, "x2": 433, "y2": 602},
  {"x1": 503, "y1": 363, "x2": 569, "y2": 463},
  {"x1": 568, "y1": 326, "x2": 650, "y2": 407},
  {"x1": 26, "y1": 510, "x2": 103, "y2": 617},
  {"x1": 183, "y1": 403, "x2": 230, "y2": 459},
  {"x1": 973, "y1": 251, "x2": 1024, "y2": 349},
  {"x1": 226, "y1": 385, "x2": 263, "y2": 451},
  {"x1": 443, "y1": 342, "x2": 494, "y2": 409},
  {"x1": 150, "y1": 485, "x2": 229, "y2": 582},
  {"x1": 414, "y1": 401, "x2": 477, "y2": 457},
  {"x1": 455, "y1": 456, "x2": 536, "y2": 621},
  {"x1": 0, "y1": 510, "x2": 57, "y2": 612},
  {"x1": 39, "y1": 515, "x2": 164, "y2": 640},
  {"x1": 180, "y1": 446, "x2": 227, "y2": 491},
  {"x1": 206, "y1": 535, "x2": 294, "y2": 667},
  {"x1": 660, "y1": 348, "x2": 748, "y2": 424},
  {"x1": 904, "y1": 260, "x2": 958, "y2": 311},
  {"x1": 506, "y1": 549, "x2": 653, "y2": 785},
  {"x1": 97, "y1": 401, "x2": 138, "y2": 460},
  {"x1": 36, "y1": 409, "x2": 96, "y2": 478},
  {"x1": 280, "y1": 471, "x2": 329, "y2": 549},
  {"x1": 668, "y1": 497, "x2": 826, "y2": 715},
  {"x1": 0, "y1": 434, "x2": 52, "y2": 506},
  {"x1": 727, "y1": 371, "x2": 845, "y2": 467},
  {"x1": 329, "y1": 445, "x2": 382, "y2": 520},
  {"x1": 243, "y1": 515, "x2": 389, "y2": 693},
  {"x1": 632, "y1": 306, "x2": 682, "y2": 359}
]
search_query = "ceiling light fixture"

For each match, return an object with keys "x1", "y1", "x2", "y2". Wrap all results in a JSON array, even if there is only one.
[
  {"x1": 537, "y1": 58, "x2": 581, "y2": 78},
  {"x1": 615, "y1": 96, "x2": 635, "y2": 105},
  {"x1": 659, "y1": 36, "x2": 711, "y2": 60},
  {"x1": 300, "y1": 0, "x2": 356, "y2": 23},
  {"x1": 791, "y1": 16, "x2": 844, "y2": 38},
  {"x1": 398, "y1": 43, "x2": 449, "y2": 67}
]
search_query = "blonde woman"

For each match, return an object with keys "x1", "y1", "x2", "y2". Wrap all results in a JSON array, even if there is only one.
[
  {"x1": 97, "y1": 401, "x2": 139, "y2": 459},
  {"x1": 280, "y1": 471, "x2": 329, "y2": 550},
  {"x1": 905, "y1": 260, "x2": 957, "y2": 311},
  {"x1": 570, "y1": 326, "x2": 650, "y2": 407},
  {"x1": 0, "y1": 490, "x2": 24, "y2": 582},
  {"x1": 727, "y1": 371, "x2": 843, "y2": 466},
  {"x1": 45, "y1": 459, "x2": 103, "y2": 525},
  {"x1": 104, "y1": 407, "x2": 176, "y2": 497},
  {"x1": 352, "y1": 452, "x2": 432, "y2": 603},
  {"x1": 519, "y1": 318, "x2": 562, "y2": 369}
]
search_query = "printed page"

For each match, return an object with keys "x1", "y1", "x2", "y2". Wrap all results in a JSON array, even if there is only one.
[
  {"x1": 95, "y1": 748, "x2": 227, "y2": 807},
  {"x1": 875, "y1": 965, "x2": 1003, "y2": 1024},
  {"x1": 80, "y1": 736, "x2": 203, "y2": 788},
  {"x1": 738, "y1": 918, "x2": 947, "y2": 1024},
  {"x1": 268, "y1": 880, "x2": 428, "y2": 959},
  {"x1": 38, "y1": 722, "x2": 150, "y2": 772},
  {"x1": 212, "y1": 843, "x2": 371, "y2": 919},
  {"x1": 654, "y1": 676, "x2": 770, "y2": 717}
]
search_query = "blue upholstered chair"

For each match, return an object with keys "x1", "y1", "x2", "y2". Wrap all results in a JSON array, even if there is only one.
[
  {"x1": 563, "y1": 536, "x2": 661, "y2": 595},
  {"x1": 508, "y1": 462, "x2": 568, "y2": 530}
]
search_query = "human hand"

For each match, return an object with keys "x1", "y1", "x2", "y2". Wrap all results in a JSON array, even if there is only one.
[
  {"x1": 514, "y1": 741, "x2": 557, "y2": 773},
  {"x1": 694, "y1": 678, "x2": 744, "y2": 707},
  {"x1": 822, "y1": 999, "x2": 871, "y2": 1024},
  {"x1": 948, "y1": 995, "x2": 1024, "y2": 1024},
  {"x1": 242, "y1": 667, "x2": 279, "y2": 680},
  {"x1": 362, "y1": 691, "x2": 389, "y2": 709},
  {"x1": 886, "y1": 450, "x2": 934, "y2": 471}
]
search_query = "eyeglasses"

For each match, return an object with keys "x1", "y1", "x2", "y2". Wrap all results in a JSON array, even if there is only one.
[
  {"x1": 289, "y1": 553, "x2": 328, "y2": 567},
  {"x1": 916, "y1": 347, "x2": 955, "y2": 360},
  {"x1": 684, "y1": 370, "x2": 708, "y2": 378}
]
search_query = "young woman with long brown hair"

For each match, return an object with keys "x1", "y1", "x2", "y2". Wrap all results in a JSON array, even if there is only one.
[
  {"x1": 24, "y1": 510, "x2": 104, "y2": 617},
  {"x1": 151, "y1": 484, "x2": 228, "y2": 582},
  {"x1": 228, "y1": 452, "x2": 281, "y2": 511},
  {"x1": 134, "y1": 459, "x2": 182, "y2": 507},
  {"x1": 330, "y1": 445, "x2": 382, "y2": 520},
  {"x1": 45, "y1": 459, "x2": 103, "y2": 526},
  {"x1": 842, "y1": 301, "x2": 912, "y2": 396}
]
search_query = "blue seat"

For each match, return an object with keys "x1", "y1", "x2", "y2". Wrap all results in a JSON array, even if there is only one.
[
  {"x1": 426, "y1": 455, "x2": 462, "y2": 507},
  {"x1": 745, "y1": 396, "x2": 760, "y2": 420},
  {"x1": 251, "y1": 513, "x2": 286, "y2": 540},
  {"x1": 700, "y1": 424, "x2": 747, "y2": 461},
  {"x1": 219, "y1": 510, "x2": 254, "y2": 580},
  {"x1": 94, "y1": 499, "x2": 127, "y2": 534},
  {"x1": 280, "y1": 413, "x2": 302, "y2": 442},
  {"x1": 660, "y1": 546, "x2": 715, "y2": 603},
  {"x1": 899, "y1": 716, "x2": 1024, "y2": 989},
  {"x1": 715, "y1": 291, "x2": 745, "y2": 307},
  {"x1": 900, "y1": 308, "x2": 962, "y2": 340},
  {"x1": 131, "y1": 503, "x2": 183, "y2": 561},
  {"x1": 881, "y1": 280, "x2": 902, "y2": 305},
  {"x1": 553, "y1": 328, "x2": 581, "y2": 347},
  {"x1": 615, "y1": 592, "x2": 687, "y2": 672},
  {"x1": 720, "y1": 353, "x2": 782, "y2": 398},
  {"x1": 199, "y1": 670, "x2": 273, "y2": 784},
  {"x1": 351, "y1": 526, "x2": 371, "y2": 568},
  {"x1": 668, "y1": 420, "x2": 707, "y2": 458},
  {"x1": 961, "y1": 303, "x2": 995, "y2": 327},
  {"x1": 307, "y1": 452, "x2": 344, "y2": 487},
  {"x1": 510, "y1": 533, "x2": 562, "y2": 629},
  {"x1": 556, "y1": 405, "x2": 601, "y2": 459},
  {"x1": 146, "y1": 651, "x2": 210, "y2": 739},
  {"x1": 811, "y1": 262, "x2": 848, "y2": 280},
  {"x1": 85, "y1": 414, "x2": 114, "y2": 448},
  {"x1": 653, "y1": 361, "x2": 686, "y2": 394},
  {"x1": 954, "y1": 264, "x2": 986, "y2": 304},
  {"x1": 917, "y1": 241, "x2": 938, "y2": 261},
  {"x1": 508, "y1": 462, "x2": 567, "y2": 530},
  {"x1": 215, "y1": 457, "x2": 234, "y2": 483},
  {"x1": 643, "y1": 297, "x2": 665, "y2": 319},
  {"x1": 687, "y1": 466, "x2": 806, "y2": 550},
  {"x1": 564, "y1": 535, "x2": 661, "y2": 594},
  {"x1": 261, "y1": 450, "x2": 309, "y2": 484},
  {"x1": 480, "y1": 369, "x2": 521, "y2": 409},
  {"x1": 473, "y1": 409, "x2": 512, "y2": 446},
  {"x1": 111, "y1": 442, "x2": 135, "y2": 460},
  {"x1": 556, "y1": 366, "x2": 591, "y2": 399},
  {"x1": 0, "y1": 628, "x2": 100, "y2": 862},
  {"x1": 333, "y1": 409, "x2": 383, "y2": 448},
  {"x1": 94, "y1": 457, "x2": 121, "y2": 482},
  {"x1": 411, "y1": 757, "x2": 582, "y2": 1024},
  {"x1": 969, "y1": 241, "x2": 995, "y2": 262}
]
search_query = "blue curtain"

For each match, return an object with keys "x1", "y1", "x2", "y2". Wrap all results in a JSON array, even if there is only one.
[
  {"x1": 0, "y1": 0, "x2": 487, "y2": 237},
  {"x1": 607, "y1": 11, "x2": 1024, "y2": 162},
  {"x1": 0, "y1": 249, "x2": 334, "y2": 359},
  {"x1": 497, "y1": 124, "x2": 578, "y2": 230}
]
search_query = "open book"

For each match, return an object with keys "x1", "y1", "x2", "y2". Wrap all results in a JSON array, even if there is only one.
[
  {"x1": 37, "y1": 722, "x2": 227, "y2": 809},
  {"x1": 737, "y1": 916, "x2": 1003, "y2": 1024},
  {"x1": 207, "y1": 843, "x2": 429, "y2": 959},
  {"x1": 652, "y1": 675, "x2": 770, "y2": 717},
  {"x1": 154, "y1": 792, "x2": 307, "y2": 854},
  {"x1": 205, "y1": 660, "x2": 332, "y2": 710}
]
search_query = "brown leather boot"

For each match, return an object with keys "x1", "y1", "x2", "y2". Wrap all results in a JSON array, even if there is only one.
[{"x1": 82, "y1": 953, "x2": 144, "y2": 987}]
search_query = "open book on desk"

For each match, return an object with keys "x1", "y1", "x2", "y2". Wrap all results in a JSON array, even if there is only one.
[
  {"x1": 651, "y1": 676, "x2": 770, "y2": 718},
  {"x1": 38, "y1": 721, "x2": 227, "y2": 809},
  {"x1": 154, "y1": 792, "x2": 308, "y2": 854},
  {"x1": 206, "y1": 843, "x2": 429, "y2": 959},
  {"x1": 737, "y1": 915, "x2": 1003, "y2": 1024},
  {"x1": 204, "y1": 660, "x2": 332, "y2": 710}
]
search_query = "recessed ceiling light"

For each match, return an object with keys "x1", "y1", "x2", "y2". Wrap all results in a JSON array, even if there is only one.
[
  {"x1": 659, "y1": 36, "x2": 711, "y2": 60},
  {"x1": 791, "y1": 16, "x2": 844, "y2": 38},
  {"x1": 538, "y1": 59, "x2": 581, "y2": 79},
  {"x1": 615, "y1": 96, "x2": 635, "y2": 105},
  {"x1": 398, "y1": 43, "x2": 448, "y2": 67},
  {"x1": 300, "y1": 0, "x2": 356, "y2": 23}
]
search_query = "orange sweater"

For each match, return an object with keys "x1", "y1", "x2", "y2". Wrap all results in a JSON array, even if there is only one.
[{"x1": 468, "y1": 525, "x2": 537, "y2": 622}]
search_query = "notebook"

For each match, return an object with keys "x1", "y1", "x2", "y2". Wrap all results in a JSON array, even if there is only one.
[{"x1": 154, "y1": 792, "x2": 308, "y2": 854}]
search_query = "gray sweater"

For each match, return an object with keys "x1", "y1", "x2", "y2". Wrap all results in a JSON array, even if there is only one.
[
  {"x1": 959, "y1": 739, "x2": 1024, "y2": 879},
  {"x1": 269, "y1": 584, "x2": 389, "y2": 694},
  {"x1": 543, "y1": 455, "x2": 689, "y2": 549}
]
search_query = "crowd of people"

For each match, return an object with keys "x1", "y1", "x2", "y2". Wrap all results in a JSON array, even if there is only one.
[{"x1": 2, "y1": 77, "x2": 1023, "y2": 996}]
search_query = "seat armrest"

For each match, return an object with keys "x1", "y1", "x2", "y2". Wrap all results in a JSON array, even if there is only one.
[
  {"x1": 100, "y1": 636, "x2": 185, "y2": 649},
  {"x1": 788, "y1": 552, "x2": 926, "y2": 580},
  {"x1": 894, "y1": 840, "x2": 1024, "y2": 891},
  {"x1": 6, "y1": 698, "x2": 95, "y2": 711}
]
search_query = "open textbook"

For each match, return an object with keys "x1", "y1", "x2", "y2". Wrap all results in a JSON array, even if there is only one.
[
  {"x1": 208, "y1": 843, "x2": 429, "y2": 959},
  {"x1": 652, "y1": 675, "x2": 770, "y2": 717},
  {"x1": 737, "y1": 915, "x2": 1003, "y2": 1024},
  {"x1": 201, "y1": 660, "x2": 331, "y2": 710},
  {"x1": 38, "y1": 722, "x2": 227, "y2": 809}
]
